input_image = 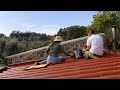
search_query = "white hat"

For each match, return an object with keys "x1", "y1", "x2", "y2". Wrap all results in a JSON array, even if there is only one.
[{"x1": 54, "y1": 36, "x2": 63, "y2": 42}]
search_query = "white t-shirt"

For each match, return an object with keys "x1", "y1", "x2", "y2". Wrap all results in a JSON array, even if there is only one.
[{"x1": 86, "y1": 34, "x2": 104, "y2": 55}]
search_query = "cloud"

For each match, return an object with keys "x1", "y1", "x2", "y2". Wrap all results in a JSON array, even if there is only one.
[
  {"x1": 41, "y1": 24, "x2": 61, "y2": 28},
  {"x1": 0, "y1": 24, "x2": 66, "y2": 36},
  {"x1": 22, "y1": 24, "x2": 36, "y2": 28},
  {"x1": 20, "y1": 24, "x2": 63, "y2": 35},
  {"x1": 35, "y1": 24, "x2": 62, "y2": 35}
]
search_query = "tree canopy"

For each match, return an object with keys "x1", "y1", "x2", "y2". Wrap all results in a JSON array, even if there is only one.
[{"x1": 57, "y1": 25, "x2": 87, "y2": 40}]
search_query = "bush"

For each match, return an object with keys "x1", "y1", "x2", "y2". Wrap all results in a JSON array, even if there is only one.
[{"x1": 0, "y1": 58, "x2": 5, "y2": 66}]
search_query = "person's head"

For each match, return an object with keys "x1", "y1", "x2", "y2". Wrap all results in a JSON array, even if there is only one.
[
  {"x1": 88, "y1": 30, "x2": 96, "y2": 36},
  {"x1": 54, "y1": 36, "x2": 63, "y2": 44}
]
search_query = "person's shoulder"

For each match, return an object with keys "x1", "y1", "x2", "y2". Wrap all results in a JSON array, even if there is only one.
[
  {"x1": 93, "y1": 34, "x2": 100, "y2": 38},
  {"x1": 97, "y1": 35, "x2": 103, "y2": 38},
  {"x1": 87, "y1": 36, "x2": 92, "y2": 40}
]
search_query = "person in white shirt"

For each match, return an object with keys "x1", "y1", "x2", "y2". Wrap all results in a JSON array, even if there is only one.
[{"x1": 83, "y1": 30, "x2": 104, "y2": 59}]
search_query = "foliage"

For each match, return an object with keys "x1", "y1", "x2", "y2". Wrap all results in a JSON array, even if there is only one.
[
  {"x1": 0, "y1": 58, "x2": 5, "y2": 66},
  {"x1": 57, "y1": 25, "x2": 87, "y2": 40}
]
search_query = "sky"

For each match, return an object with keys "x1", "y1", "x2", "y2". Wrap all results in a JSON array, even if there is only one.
[{"x1": 0, "y1": 11, "x2": 97, "y2": 36}]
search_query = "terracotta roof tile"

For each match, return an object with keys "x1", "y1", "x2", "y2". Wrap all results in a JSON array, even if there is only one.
[{"x1": 1, "y1": 52, "x2": 120, "y2": 79}]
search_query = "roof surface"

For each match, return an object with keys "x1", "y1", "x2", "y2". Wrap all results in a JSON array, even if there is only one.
[{"x1": 0, "y1": 52, "x2": 120, "y2": 79}]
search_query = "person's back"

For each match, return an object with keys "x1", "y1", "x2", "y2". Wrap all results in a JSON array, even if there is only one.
[
  {"x1": 48, "y1": 43, "x2": 69, "y2": 57},
  {"x1": 48, "y1": 43, "x2": 60, "y2": 57},
  {"x1": 84, "y1": 30, "x2": 104, "y2": 59},
  {"x1": 88, "y1": 34, "x2": 103, "y2": 55}
]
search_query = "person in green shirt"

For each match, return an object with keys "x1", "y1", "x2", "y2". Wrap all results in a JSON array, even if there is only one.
[{"x1": 35, "y1": 36, "x2": 72, "y2": 65}]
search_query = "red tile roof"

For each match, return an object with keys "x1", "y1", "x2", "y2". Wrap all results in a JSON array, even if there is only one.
[{"x1": 0, "y1": 52, "x2": 120, "y2": 79}]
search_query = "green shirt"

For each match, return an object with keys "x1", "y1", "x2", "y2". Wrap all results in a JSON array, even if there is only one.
[{"x1": 45, "y1": 43, "x2": 70, "y2": 57}]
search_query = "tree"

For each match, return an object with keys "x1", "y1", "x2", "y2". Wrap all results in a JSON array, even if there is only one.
[
  {"x1": 0, "y1": 33, "x2": 6, "y2": 38},
  {"x1": 10, "y1": 30, "x2": 21, "y2": 38},
  {"x1": 5, "y1": 38, "x2": 25, "y2": 56},
  {"x1": 57, "y1": 25, "x2": 87, "y2": 40},
  {"x1": 91, "y1": 13, "x2": 112, "y2": 33}
]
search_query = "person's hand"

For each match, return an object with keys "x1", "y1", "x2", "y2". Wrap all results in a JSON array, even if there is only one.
[{"x1": 82, "y1": 48, "x2": 86, "y2": 52}]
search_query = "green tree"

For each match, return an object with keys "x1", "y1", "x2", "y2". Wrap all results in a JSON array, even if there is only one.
[
  {"x1": 6, "y1": 38, "x2": 24, "y2": 55},
  {"x1": 57, "y1": 25, "x2": 87, "y2": 40},
  {"x1": 90, "y1": 11, "x2": 120, "y2": 39},
  {"x1": 0, "y1": 33, "x2": 6, "y2": 38},
  {"x1": 91, "y1": 13, "x2": 112, "y2": 33}
]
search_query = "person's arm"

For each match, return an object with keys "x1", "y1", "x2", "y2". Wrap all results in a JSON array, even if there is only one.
[
  {"x1": 85, "y1": 38, "x2": 91, "y2": 51},
  {"x1": 45, "y1": 47, "x2": 50, "y2": 55},
  {"x1": 45, "y1": 42, "x2": 54, "y2": 55}
]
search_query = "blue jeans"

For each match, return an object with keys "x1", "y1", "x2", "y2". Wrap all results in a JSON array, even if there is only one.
[{"x1": 38, "y1": 55, "x2": 64, "y2": 64}]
